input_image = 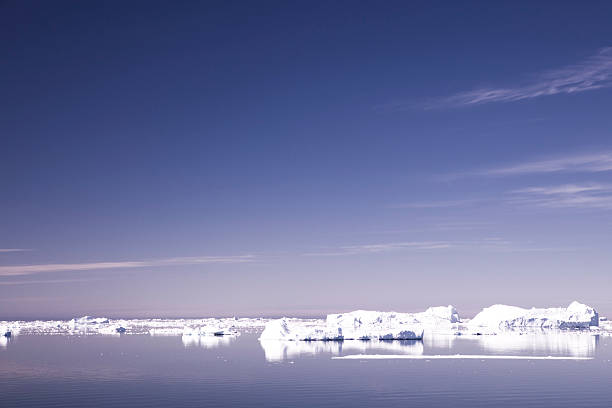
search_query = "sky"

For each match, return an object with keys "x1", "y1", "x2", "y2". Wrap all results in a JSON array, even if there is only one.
[{"x1": 1, "y1": 1, "x2": 611, "y2": 319}]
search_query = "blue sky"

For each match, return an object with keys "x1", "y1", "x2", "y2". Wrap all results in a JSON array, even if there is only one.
[{"x1": 1, "y1": 1, "x2": 611, "y2": 319}]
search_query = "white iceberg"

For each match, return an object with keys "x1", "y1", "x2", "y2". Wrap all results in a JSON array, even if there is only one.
[
  {"x1": 149, "y1": 327, "x2": 186, "y2": 336},
  {"x1": 469, "y1": 301, "x2": 599, "y2": 331},
  {"x1": 259, "y1": 306, "x2": 459, "y2": 341},
  {"x1": 71, "y1": 316, "x2": 110, "y2": 326},
  {"x1": 182, "y1": 324, "x2": 239, "y2": 337},
  {"x1": 259, "y1": 318, "x2": 344, "y2": 341},
  {"x1": 324, "y1": 310, "x2": 425, "y2": 340},
  {"x1": 1, "y1": 324, "x2": 16, "y2": 337}
]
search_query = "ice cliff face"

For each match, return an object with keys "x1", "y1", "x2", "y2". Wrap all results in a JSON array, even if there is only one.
[
  {"x1": 260, "y1": 306, "x2": 460, "y2": 341},
  {"x1": 260, "y1": 302, "x2": 602, "y2": 342},
  {"x1": 469, "y1": 301, "x2": 599, "y2": 330}
]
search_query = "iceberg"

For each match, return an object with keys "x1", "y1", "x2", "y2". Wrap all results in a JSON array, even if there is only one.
[
  {"x1": 468, "y1": 301, "x2": 599, "y2": 331},
  {"x1": 71, "y1": 316, "x2": 110, "y2": 326},
  {"x1": 1, "y1": 323, "x2": 20, "y2": 337},
  {"x1": 259, "y1": 306, "x2": 460, "y2": 341},
  {"x1": 182, "y1": 324, "x2": 239, "y2": 337},
  {"x1": 1, "y1": 302, "x2": 606, "y2": 342},
  {"x1": 324, "y1": 310, "x2": 425, "y2": 340},
  {"x1": 259, "y1": 318, "x2": 345, "y2": 341}
]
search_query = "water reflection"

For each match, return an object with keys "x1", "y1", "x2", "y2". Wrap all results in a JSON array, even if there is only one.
[
  {"x1": 0, "y1": 336, "x2": 8, "y2": 349},
  {"x1": 261, "y1": 332, "x2": 599, "y2": 361},
  {"x1": 423, "y1": 333, "x2": 456, "y2": 349},
  {"x1": 260, "y1": 339, "x2": 424, "y2": 362},
  {"x1": 181, "y1": 335, "x2": 236, "y2": 349},
  {"x1": 475, "y1": 332, "x2": 598, "y2": 357}
]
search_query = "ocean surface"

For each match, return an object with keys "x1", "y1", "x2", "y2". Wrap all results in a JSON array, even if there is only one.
[{"x1": 1, "y1": 331, "x2": 611, "y2": 407}]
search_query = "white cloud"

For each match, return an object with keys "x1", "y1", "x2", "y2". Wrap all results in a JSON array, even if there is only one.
[
  {"x1": 483, "y1": 153, "x2": 612, "y2": 176},
  {"x1": 303, "y1": 238, "x2": 569, "y2": 256},
  {"x1": 509, "y1": 183, "x2": 612, "y2": 210},
  {"x1": 388, "y1": 199, "x2": 478, "y2": 209},
  {"x1": 437, "y1": 47, "x2": 612, "y2": 107},
  {"x1": 303, "y1": 241, "x2": 452, "y2": 256},
  {"x1": 0, "y1": 255, "x2": 254, "y2": 277},
  {"x1": 0, "y1": 278, "x2": 106, "y2": 286},
  {"x1": 444, "y1": 152, "x2": 612, "y2": 180}
]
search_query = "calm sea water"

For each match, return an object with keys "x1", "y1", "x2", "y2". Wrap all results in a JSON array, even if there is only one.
[{"x1": 1, "y1": 331, "x2": 611, "y2": 407}]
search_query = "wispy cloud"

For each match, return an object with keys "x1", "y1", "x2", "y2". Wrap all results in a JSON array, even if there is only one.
[
  {"x1": 387, "y1": 199, "x2": 478, "y2": 209},
  {"x1": 0, "y1": 249, "x2": 31, "y2": 253},
  {"x1": 511, "y1": 184, "x2": 610, "y2": 195},
  {"x1": 303, "y1": 238, "x2": 569, "y2": 256},
  {"x1": 303, "y1": 241, "x2": 452, "y2": 256},
  {"x1": 365, "y1": 221, "x2": 493, "y2": 235},
  {"x1": 482, "y1": 152, "x2": 612, "y2": 176},
  {"x1": 0, "y1": 278, "x2": 106, "y2": 286},
  {"x1": 435, "y1": 47, "x2": 612, "y2": 107},
  {"x1": 444, "y1": 151, "x2": 612, "y2": 180},
  {"x1": 0, "y1": 255, "x2": 254, "y2": 277},
  {"x1": 509, "y1": 183, "x2": 612, "y2": 210}
]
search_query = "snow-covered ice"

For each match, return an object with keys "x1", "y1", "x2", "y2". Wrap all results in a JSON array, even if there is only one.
[
  {"x1": 0, "y1": 316, "x2": 269, "y2": 336},
  {"x1": 468, "y1": 301, "x2": 599, "y2": 331},
  {"x1": 259, "y1": 306, "x2": 460, "y2": 341},
  {"x1": 1, "y1": 301, "x2": 608, "y2": 344}
]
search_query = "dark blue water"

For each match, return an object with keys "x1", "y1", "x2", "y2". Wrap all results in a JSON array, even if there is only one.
[{"x1": 1, "y1": 332, "x2": 611, "y2": 407}]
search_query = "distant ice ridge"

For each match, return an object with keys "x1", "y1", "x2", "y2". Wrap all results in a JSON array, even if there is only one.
[
  {"x1": 468, "y1": 301, "x2": 599, "y2": 332},
  {"x1": 0, "y1": 301, "x2": 607, "y2": 339},
  {"x1": 0, "y1": 316, "x2": 269, "y2": 336},
  {"x1": 259, "y1": 306, "x2": 460, "y2": 341}
]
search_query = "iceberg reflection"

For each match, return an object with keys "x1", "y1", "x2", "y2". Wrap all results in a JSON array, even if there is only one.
[
  {"x1": 181, "y1": 335, "x2": 235, "y2": 349},
  {"x1": 476, "y1": 332, "x2": 598, "y2": 357},
  {"x1": 424, "y1": 333, "x2": 456, "y2": 349},
  {"x1": 260, "y1": 339, "x2": 424, "y2": 362}
]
